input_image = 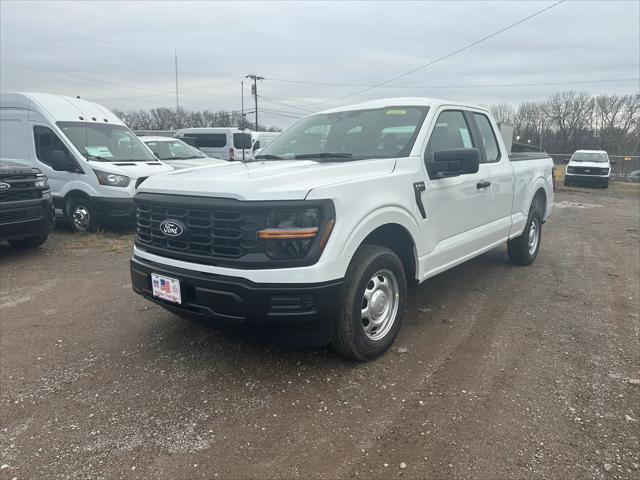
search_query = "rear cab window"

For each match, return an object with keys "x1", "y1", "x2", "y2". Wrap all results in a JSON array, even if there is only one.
[{"x1": 473, "y1": 113, "x2": 500, "y2": 163}]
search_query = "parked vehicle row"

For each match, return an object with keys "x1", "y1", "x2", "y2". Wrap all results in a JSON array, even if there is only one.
[{"x1": 0, "y1": 93, "x2": 173, "y2": 232}]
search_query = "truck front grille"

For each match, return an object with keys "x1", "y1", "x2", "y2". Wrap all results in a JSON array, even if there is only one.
[
  {"x1": 0, "y1": 173, "x2": 42, "y2": 202},
  {"x1": 569, "y1": 166, "x2": 608, "y2": 176},
  {"x1": 136, "y1": 197, "x2": 267, "y2": 265}
]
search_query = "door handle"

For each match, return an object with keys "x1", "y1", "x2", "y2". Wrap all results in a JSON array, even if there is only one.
[
  {"x1": 476, "y1": 180, "x2": 491, "y2": 189},
  {"x1": 413, "y1": 182, "x2": 426, "y2": 219}
]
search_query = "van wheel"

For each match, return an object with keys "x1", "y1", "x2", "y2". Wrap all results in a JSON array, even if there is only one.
[
  {"x1": 67, "y1": 197, "x2": 97, "y2": 233},
  {"x1": 508, "y1": 209, "x2": 542, "y2": 266},
  {"x1": 8, "y1": 235, "x2": 49, "y2": 249},
  {"x1": 331, "y1": 245, "x2": 406, "y2": 361}
]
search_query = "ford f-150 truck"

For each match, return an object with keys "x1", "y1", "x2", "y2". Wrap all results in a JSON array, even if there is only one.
[
  {"x1": 130, "y1": 98, "x2": 554, "y2": 360},
  {"x1": 0, "y1": 166, "x2": 55, "y2": 248}
]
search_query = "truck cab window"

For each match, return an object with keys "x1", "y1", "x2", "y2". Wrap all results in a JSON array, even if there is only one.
[
  {"x1": 425, "y1": 111, "x2": 474, "y2": 163},
  {"x1": 33, "y1": 126, "x2": 72, "y2": 166},
  {"x1": 473, "y1": 113, "x2": 500, "y2": 163}
]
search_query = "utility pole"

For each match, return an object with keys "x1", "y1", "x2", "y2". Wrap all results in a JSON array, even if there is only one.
[
  {"x1": 174, "y1": 47, "x2": 179, "y2": 113},
  {"x1": 241, "y1": 81, "x2": 245, "y2": 161},
  {"x1": 246, "y1": 74, "x2": 264, "y2": 131}
]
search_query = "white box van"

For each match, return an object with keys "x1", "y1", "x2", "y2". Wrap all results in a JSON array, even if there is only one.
[
  {"x1": 0, "y1": 92, "x2": 173, "y2": 232},
  {"x1": 174, "y1": 127, "x2": 252, "y2": 161}
]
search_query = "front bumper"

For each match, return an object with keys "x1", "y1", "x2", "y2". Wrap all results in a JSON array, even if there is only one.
[
  {"x1": 130, "y1": 255, "x2": 343, "y2": 346},
  {"x1": 565, "y1": 173, "x2": 609, "y2": 185},
  {"x1": 0, "y1": 198, "x2": 55, "y2": 241},
  {"x1": 93, "y1": 197, "x2": 136, "y2": 225}
]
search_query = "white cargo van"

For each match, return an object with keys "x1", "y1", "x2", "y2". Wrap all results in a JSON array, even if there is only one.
[
  {"x1": 174, "y1": 127, "x2": 252, "y2": 161},
  {"x1": 251, "y1": 131, "x2": 279, "y2": 152},
  {"x1": 0, "y1": 93, "x2": 172, "y2": 232}
]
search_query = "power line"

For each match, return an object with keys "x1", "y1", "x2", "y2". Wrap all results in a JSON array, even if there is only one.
[
  {"x1": 295, "y1": 0, "x2": 566, "y2": 107},
  {"x1": 263, "y1": 77, "x2": 640, "y2": 90},
  {"x1": 1, "y1": 59, "x2": 167, "y2": 93},
  {"x1": 259, "y1": 94, "x2": 316, "y2": 113}
]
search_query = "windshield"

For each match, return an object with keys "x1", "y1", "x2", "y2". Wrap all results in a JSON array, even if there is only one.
[
  {"x1": 255, "y1": 106, "x2": 428, "y2": 161},
  {"x1": 571, "y1": 152, "x2": 609, "y2": 163},
  {"x1": 143, "y1": 138, "x2": 206, "y2": 160},
  {"x1": 58, "y1": 122, "x2": 156, "y2": 162}
]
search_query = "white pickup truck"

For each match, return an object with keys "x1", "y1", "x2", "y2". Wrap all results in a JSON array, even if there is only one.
[{"x1": 131, "y1": 98, "x2": 554, "y2": 360}]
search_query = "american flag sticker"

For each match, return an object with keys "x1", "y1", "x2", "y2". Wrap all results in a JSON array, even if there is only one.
[{"x1": 151, "y1": 273, "x2": 181, "y2": 304}]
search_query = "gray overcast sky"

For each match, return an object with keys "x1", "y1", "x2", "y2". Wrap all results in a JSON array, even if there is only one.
[{"x1": 1, "y1": 0, "x2": 638, "y2": 127}]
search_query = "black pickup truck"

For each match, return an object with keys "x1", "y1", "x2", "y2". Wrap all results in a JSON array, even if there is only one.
[{"x1": 0, "y1": 166, "x2": 55, "y2": 249}]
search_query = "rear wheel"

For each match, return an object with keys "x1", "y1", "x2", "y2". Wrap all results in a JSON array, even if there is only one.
[
  {"x1": 8, "y1": 235, "x2": 49, "y2": 249},
  {"x1": 508, "y1": 209, "x2": 542, "y2": 266},
  {"x1": 331, "y1": 245, "x2": 406, "y2": 361},
  {"x1": 67, "y1": 197, "x2": 97, "y2": 233}
]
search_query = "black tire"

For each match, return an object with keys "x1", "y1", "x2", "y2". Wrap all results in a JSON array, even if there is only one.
[
  {"x1": 331, "y1": 244, "x2": 407, "y2": 361},
  {"x1": 563, "y1": 179, "x2": 570, "y2": 187},
  {"x1": 67, "y1": 197, "x2": 98, "y2": 233},
  {"x1": 602, "y1": 180, "x2": 609, "y2": 189},
  {"x1": 8, "y1": 235, "x2": 49, "y2": 249},
  {"x1": 508, "y1": 209, "x2": 542, "y2": 266}
]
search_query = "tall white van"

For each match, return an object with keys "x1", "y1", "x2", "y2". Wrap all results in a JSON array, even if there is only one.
[
  {"x1": 0, "y1": 92, "x2": 172, "y2": 232},
  {"x1": 174, "y1": 127, "x2": 252, "y2": 161},
  {"x1": 251, "y1": 131, "x2": 279, "y2": 152}
]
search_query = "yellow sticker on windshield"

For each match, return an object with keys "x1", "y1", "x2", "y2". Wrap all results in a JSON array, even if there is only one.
[{"x1": 386, "y1": 109, "x2": 407, "y2": 115}]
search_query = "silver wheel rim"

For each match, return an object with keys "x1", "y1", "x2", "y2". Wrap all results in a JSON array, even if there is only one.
[
  {"x1": 72, "y1": 205, "x2": 90, "y2": 231},
  {"x1": 528, "y1": 218, "x2": 539, "y2": 256},
  {"x1": 361, "y1": 269, "x2": 399, "y2": 341}
]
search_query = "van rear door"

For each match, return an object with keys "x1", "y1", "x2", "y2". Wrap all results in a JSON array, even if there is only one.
[{"x1": 232, "y1": 131, "x2": 252, "y2": 161}]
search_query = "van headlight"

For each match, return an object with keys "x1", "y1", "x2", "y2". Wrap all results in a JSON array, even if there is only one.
[
  {"x1": 257, "y1": 207, "x2": 335, "y2": 259},
  {"x1": 92, "y1": 169, "x2": 130, "y2": 187}
]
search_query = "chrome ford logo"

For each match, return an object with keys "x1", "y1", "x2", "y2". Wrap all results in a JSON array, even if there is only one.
[
  {"x1": 0, "y1": 182, "x2": 10, "y2": 191},
  {"x1": 159, "y1": 220, "x2": 185, "y2": 238}
]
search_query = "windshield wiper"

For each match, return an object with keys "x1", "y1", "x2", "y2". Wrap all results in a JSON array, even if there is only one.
[
  {"x1": 295, "y1": 153, "x2": 355, "y2": 161},
  {"x1": 253, "y1": 154, "x2": 286, "y2": 160},
  {"x1": 83, "y1": 154, "x2": 110, "y2": 162}
]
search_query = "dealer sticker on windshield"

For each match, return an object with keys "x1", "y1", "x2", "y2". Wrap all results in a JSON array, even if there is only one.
[{"x1": 151, "y1": 273, "x2": 181, "y2": 304}]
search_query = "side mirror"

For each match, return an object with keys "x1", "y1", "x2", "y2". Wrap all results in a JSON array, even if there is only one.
[
  {"x1": 428, "y1": 148, "x2": 480, "y2": 179},
  {"x1": 51, "y1": 150, "x2": 75, "y2": 172}
]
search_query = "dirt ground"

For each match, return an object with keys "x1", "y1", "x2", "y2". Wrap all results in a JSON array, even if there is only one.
[{"x1": 1, "y1": 184, "x2": 639, "y2": 480}]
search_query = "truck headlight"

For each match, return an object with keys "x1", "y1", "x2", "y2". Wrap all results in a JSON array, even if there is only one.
[
  {"x1": 34, "y1": 175, "x2": 49, "y2": 189},
  {"x1": 92, "y1": 169, "x2": 130, "y2": 187},
  {"x1": 567, "y1": 166, "x2": 575, "y2": 174},
  {"x1": 258, "y1": 207, "x2": 334, "y2": 259}
]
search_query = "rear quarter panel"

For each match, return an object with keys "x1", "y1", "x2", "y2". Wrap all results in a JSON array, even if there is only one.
[{"x1": 509, "y1": 157, "x2": 554, "y2": 237}]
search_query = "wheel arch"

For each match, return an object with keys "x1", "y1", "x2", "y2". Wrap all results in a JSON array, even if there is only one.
[{"x1": 339, "y1": 209, "x2": 421, "y2": 282}]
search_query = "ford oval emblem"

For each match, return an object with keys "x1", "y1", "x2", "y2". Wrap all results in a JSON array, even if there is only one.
[
  {"x1": 159, "y1": 220, "x2": 186, "y2": 238},
  {"x1": 0, "y1": 182, "x2": 10, "y2": 191}
]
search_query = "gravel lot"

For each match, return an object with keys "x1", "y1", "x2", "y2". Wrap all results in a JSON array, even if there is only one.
[{"x1": 1, "y1": 185, "x2": 639, "y2": 480}]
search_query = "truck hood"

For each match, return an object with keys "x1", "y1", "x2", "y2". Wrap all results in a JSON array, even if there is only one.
[
  {"x1": 138, "y1": 158, "x2": 397, "y2": 200},
  {"x1": 568, "y1": 161, "x2": 610, "y2": 169},
  {"x1": 86, "y1": 159, "x2": 173, "y2": 178}
]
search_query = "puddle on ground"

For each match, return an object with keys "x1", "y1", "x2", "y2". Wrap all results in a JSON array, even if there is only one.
[{"x1": 554, "y1": 201, "x2": 603, "y2": 209}]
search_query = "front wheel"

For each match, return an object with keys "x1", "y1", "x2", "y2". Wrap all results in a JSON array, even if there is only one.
[
  {"x1": 8, "y1": 235, "x2": 49, "y2": 249},
  {"x1": 67, "y1": 197, "x2": 97, "y2": 233},
  {"x1": 331, "y1": 245, "x2": 407, "y2": 361},
  {"x1": 508, "y1": 211, "x2": 542, "y2": 266}
]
